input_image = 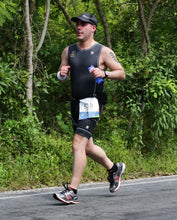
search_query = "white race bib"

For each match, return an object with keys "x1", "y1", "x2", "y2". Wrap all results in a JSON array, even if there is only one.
[{"x1": 79, "y1": 97, "x2": 100, "y2": 120}]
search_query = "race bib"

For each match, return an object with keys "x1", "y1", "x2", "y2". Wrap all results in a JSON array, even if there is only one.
[{"x1": 79, "y1": 97, "x2": 100, "y2": 120}]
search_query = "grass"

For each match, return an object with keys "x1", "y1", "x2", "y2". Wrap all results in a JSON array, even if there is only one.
[{"x1": 0, "y1": 131, "x2": 176, "y2": 192}]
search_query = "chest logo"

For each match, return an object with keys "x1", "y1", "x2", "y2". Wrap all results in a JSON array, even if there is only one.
[
  {"x1": 91, "y1": 51, "x2": 94, "y2": 55},
  {"x1": 70, "y1": 51, "x2": 75, "y2": 58}
]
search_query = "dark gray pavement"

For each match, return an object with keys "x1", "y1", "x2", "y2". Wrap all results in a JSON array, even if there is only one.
[{"x1": 0, "y1": 175, "x2": 177, "y2": 220}]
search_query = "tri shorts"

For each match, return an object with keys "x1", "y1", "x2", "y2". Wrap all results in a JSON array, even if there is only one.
[{"x1": 70, "y1": 98, "x2": 103, "y2": 139}]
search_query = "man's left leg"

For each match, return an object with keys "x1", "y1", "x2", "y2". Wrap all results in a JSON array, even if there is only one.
[
  {"x1": 86, "y1": 137, "x2": 125, "y2": 193},
  {"x1": 86, "y1": 137, "x2": 113, "y2": 170}
]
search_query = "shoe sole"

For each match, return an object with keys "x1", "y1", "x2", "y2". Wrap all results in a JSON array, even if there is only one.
[
  {"x1": 53, "y1": 193, "x2": 79, "y2": 204},
  {"x1": 110, "y1": 163, "x2": 126, "y2": 193}
]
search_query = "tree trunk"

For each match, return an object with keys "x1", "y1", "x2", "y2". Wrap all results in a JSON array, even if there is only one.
[
  {"x1": 24, "y1": 0, "x2": 33, "y2": 110},
  {"x1": 138, "y1": 0, "x2": 161, "y2": 55},
  {"x1": 35, "y1": 0, "x2": 50, "y2": 53},
  {"x1": 56, "y1": 0, "x2": 76, "y2": 31},
  {"x1": 94, "y1": 0, "x2": 112, "y2": 48},
  {"x1": 71, "y1": 0, "x2": 78, "y2": 16},
  {"x1": 24, "y1": 0, "x2": 50, "y2": 111},
  {"x1": 147, "y1": 0, "x2": 161, "y2": 30}
]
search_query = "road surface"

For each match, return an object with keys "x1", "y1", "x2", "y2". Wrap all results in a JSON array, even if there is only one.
[{"x1": 0, "y1": 175, "x2": 177, "y2": 220}]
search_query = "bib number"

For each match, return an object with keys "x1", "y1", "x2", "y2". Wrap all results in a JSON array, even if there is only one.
[{"x1": 79, "y1": 97, "x2": 100, "y2": 120}]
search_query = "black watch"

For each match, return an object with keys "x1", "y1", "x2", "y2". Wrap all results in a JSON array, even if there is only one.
[{"x1": 104, "y1": 71, "x2": 109, "y2": 78}]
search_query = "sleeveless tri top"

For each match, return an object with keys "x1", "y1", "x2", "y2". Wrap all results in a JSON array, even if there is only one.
[{"x1": 68, "y1": 43, "x2": 103, "y2": 99}]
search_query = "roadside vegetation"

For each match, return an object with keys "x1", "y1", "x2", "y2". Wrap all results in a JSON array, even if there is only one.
[
  {"x1": 0, "y1": 0, "x2": 176, "y2": 192},
  {"x1": 0, "y1": 113, "x2": 176, "y2": 192}
]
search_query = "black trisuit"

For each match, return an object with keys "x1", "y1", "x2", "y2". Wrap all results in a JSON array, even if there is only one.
[{"x1": 68, "y1": 43, "x2": 106, "y2": 139}]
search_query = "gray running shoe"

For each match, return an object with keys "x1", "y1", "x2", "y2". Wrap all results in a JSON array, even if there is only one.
[
  {"x1": 107, "y1": 163, "x2": 126, "y2": 193},
  {"x1": 53, "y1": 183, "x2": 78, "y2": 204}
]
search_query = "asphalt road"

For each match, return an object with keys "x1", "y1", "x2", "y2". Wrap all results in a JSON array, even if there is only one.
[{"x1": 0, "y1": 175, "x2": 177, "y2": 220}]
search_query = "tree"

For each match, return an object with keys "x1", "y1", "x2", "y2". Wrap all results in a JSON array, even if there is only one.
[
  {"x1": 94, "y1": 0, "x2": 111, "y2": 48},
  {"x1": 138, "y1": 0, "x2": 161, "y2": 54},
  {"x1": 23, "y1": 0, "x2": 33, "y2": 110},
  {"x1": 23, "y1": 0, "x2": 50, "y2": 110},
  {"x1": 56, "y1": 0, "x2": 76, "y2": 31}
]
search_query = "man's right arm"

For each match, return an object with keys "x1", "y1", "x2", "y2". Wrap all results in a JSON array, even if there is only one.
[{"x1": 58, "y1": 46, "x2": 71, "y2": 80}]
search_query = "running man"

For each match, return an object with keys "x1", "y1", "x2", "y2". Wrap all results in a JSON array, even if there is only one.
[{"x1": 53, "y1": 13, "x2": 126, "y2": 204}]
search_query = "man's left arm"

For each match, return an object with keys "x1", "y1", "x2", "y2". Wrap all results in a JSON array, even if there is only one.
[
  {"x1": 90, "y1": 47, "x2": 125, "y2": 80},
  {"x1": 101, "y1": 47, "x2": 125, "y2": 80}
]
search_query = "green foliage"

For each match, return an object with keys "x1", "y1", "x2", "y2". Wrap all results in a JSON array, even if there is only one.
[
  {"x1": 151, "y1": 0, "x2": 177, "y2": 50},
  {"x1": 32, "y1": 69, "x2": 72, "y2": 132},
  {"x1": 0, "y1": 58, "x2": 17, "y2": 95},
  {"x1": 0, "y1": 1, "x2": 17, "y2": 26},
  {"x1": 0, "y1": 119, "x2": 73, "y2": 190},
  {"x1": 0, "y1": 116, "x2": 176, "y2": 191},
  {"x1": 0, "y1": 112, "x2": 73, "y2": 190},
  {"x1": 116, "y1": 50, "x2": 177, "y2": 152},
  {"x1": 0, "y1": 56, "x2": 28, "y2": 121},
  {"x1": 0, "y1": 115, "x2": 43, "y2": 158}
]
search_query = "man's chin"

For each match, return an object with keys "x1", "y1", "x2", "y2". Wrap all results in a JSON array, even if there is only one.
[{"x1": 77, "y1": 36, "x2": 84, "y2": 41}]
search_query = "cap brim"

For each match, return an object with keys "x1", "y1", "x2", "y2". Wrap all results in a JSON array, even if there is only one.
[
  {"x1": 71, "y1": 17, "x2": 96, "y2": 26},
  {"x1": 71, "y1": 17, "x2": 88, "y2": 23},
  {"x1": 71, "y1": 17, "x2": 79, "y2": 22}
]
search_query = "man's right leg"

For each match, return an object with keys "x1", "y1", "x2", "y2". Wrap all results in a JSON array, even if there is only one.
[
  {"x1": 53, "y1": 133, "x2": 88, "y2": 204},
  {"x1": 70, "y1": 133, "x2": 88, "y2": 190}
]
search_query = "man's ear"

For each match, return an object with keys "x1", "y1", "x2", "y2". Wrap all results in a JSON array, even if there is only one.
[{"x1": 93, "y1": 25, "x2": 97, "y2": 35}]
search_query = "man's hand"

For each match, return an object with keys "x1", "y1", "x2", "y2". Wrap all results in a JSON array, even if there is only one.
[
  {"x1": 89, "y1": 67, "x2": 105, "y2": 79},
  {"x1": 60, "y1": 65, "x2": 71, "y2": 77}
]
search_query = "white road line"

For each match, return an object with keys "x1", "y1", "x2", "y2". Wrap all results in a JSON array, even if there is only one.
[{"x1": 0, "y1": 175, "x2": 176, "y2": 200}]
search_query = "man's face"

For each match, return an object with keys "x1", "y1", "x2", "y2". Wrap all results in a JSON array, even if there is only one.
[{"x1": 76, "y1": 20, "x2": 96, "y2": 41}]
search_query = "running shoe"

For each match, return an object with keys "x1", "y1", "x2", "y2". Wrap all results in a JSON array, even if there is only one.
[
  {"x1": 107, "y1": 162, "x2": 126, "y2": 193},
  {"x1": 53, "y1": 183, "x2": 79, "y2": 204}
]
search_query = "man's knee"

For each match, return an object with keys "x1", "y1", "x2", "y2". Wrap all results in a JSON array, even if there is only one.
[
  {"x1": 72, "y1": 134, "x2": 88, "y2": 152},
  {"x1": 86, "y1": 139, "x2": 95, "y2": 155}
]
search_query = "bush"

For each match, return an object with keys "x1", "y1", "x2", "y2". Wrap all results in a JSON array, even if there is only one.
[
  {"x1": 0, "y1": 115, "x2": 73, "y2": 190},
  {"x1": 0, "y1": 115, "x2": 44, "y2": 159},
  {"x1": 0, "y1": 56, "x2": 27, "y2": 121},
  {"x1": 115, "y1": 50, "x2": 177, "y2": 153}
]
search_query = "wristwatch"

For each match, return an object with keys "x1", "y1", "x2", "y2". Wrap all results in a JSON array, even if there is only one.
[{"x1": 104, "y1": 70, "x2": 109, "y2": 78}]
